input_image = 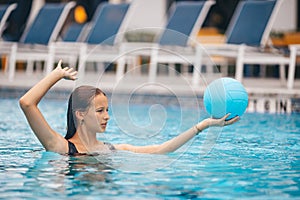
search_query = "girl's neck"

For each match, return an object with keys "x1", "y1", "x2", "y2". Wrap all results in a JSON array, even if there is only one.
[{"x1": 70, "y1": 127, "x2": 103, "y2": 153}]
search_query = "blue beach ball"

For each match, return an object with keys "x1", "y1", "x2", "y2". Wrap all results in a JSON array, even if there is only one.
[{"x1": 203, "y1": 77, "x2": 248, "y2": 119}]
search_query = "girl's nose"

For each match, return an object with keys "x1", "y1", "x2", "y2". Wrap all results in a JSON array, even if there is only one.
[{"x1": 104, "y1": 112, "x2": 110, "y2": 120}]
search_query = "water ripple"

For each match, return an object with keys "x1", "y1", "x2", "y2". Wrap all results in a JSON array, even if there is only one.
[{"x1": 0, "y1": 99, "x2": 299, "y2": 199}]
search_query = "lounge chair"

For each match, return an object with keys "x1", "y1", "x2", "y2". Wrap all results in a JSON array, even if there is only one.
[
  {"x1": 202, "y1": 0, "x2": 294, "y2": 89},
  {"x1": 116, "y1": 1, "x2": 215, "y2": 85},
  {"x1": 76, "y1": 2, "x2": 130, "y2": 79},
  {"x1": 0, "y1": 3, "x2": 17, "y2": 37},
  {"x1": 46, "y1": 21, "x2": 86, "y2": 74},
  {"x1": 287, "y1": 44, "x2": 300, "y2": 89},
  {"x1": 0, "y1": 3, "x2": 17, "y2": 70},
  {"x1": 5, "y1": 2, "x2": 75, "y2": 80}
]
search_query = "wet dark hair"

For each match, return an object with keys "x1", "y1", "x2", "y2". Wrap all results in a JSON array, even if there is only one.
[{"x1": 65, "y1": 85, "x2": 106, "y2": 140}]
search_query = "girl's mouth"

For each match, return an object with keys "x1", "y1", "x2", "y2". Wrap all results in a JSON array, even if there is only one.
[{"x1": 101, "y1": 123, "x2": 107, "y2": 129}]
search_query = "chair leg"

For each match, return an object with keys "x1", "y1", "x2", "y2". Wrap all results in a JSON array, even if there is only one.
[
  {"x1": 46, "y1": 43, "x2": 55, "y2": 75},
  {"x1": 149, "y1": 49, "x2": 158, "y2": 83},
  {"x1": 116, "y1": 55, "x2": 126, "y2": 82},
  {"x1": 131, "y1": 56, "x2": 141, "y2": 75},
  {"x1": 287, "y1": 46, "x2": 297, "y2": 89},
  {"x1": 8, "y1": 43, "x2": 17, "y2": 81},
  {"x1": 181, "y1": 63, "x2": 189, "y2": 75},
  {"x1": 116, "y1": 44, "x2": 128, "y2": 82},
  {"x1": 235, "y1": 45, "x2": 246, "y2": 82},
  {"x1": 69, "y1": 57, "x2": 77, "y2": 68},
  {"x1": 3, "y1": 56, "x2": 8, "y2": 73},
  {"x1": 96, "y1": 62, "x2": 105, "y2": 74},
  {"x1": 259, "y1": 64, "x2": 266, "y2": 77},
  {"x1": 220, "y1": 60, "x2": 229, "y2": 76},
  {"x1": 78, "y1": 45, "x2": 87, "y2": 79},
  {"x1": 168, "y1": 63, "x2": 176, "y2": 76},
  {"x1": 123, "y1": 55, "x2": 140, "y2": 75},
  {"x1": 26, "y1": 61, "x2": 34, "y2": 75},
  {"x1": 279, "y1": 63, "x2": 286, "y2": 86},
  {"x1": 206, "y1": 62, "x2": 214, "y2": 74},
  {"x1": 192, "y1": 46, "x2": 203, "y2": 87}
]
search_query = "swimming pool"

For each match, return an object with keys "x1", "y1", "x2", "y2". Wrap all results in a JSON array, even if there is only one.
[{"x1": 0, "y1": 97, "x2": 299, "y2": 199}]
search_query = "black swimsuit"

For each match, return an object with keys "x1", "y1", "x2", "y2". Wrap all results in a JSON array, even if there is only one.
[
  {"x1": 68, "y1": 140, "x2": 78, "y2": 155},
  {"x1": 67, "y1": 140, "x2": 115, "y2": 155}
]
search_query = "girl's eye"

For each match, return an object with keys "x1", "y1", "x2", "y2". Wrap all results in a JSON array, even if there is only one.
[{"x1": 96, "y1": 108, "x2": 108, "y2": 113}]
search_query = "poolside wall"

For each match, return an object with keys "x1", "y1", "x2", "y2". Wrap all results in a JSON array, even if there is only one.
[{"x1": 1, "y1": 86, "x2": 299, "y2": 114}]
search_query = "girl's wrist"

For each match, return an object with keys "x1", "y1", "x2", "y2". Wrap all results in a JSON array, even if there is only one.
[
  {"x1": 194, "y1": 125, "x2": 201, "y2": 133},
  {"x1": 195, "y1": 120, "x2": 209, "y2": 134},
  {"x1": 194, "y1": 122, "x2": 204, "y2": 135},
  {"x1": 52, "y1": 67, "x2": 65, "y2": 79}
]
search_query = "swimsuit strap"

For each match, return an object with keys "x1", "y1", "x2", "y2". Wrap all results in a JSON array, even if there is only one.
[
  {"x1": 67, "y1": 140, "x2": 79, "y2": 155},
  {"x1": 68, "y1": 141, "x2": 115, "y2": 155},
  {"x1": 104, "y1": 142, "x2": 116, "y2": 151}
]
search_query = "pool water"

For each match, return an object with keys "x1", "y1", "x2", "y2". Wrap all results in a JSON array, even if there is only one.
[{"x1": 0, "y1": 98, "x2": 299, "y2": 199}]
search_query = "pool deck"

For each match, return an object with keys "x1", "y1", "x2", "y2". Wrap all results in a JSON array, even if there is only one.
[
  {"x1": 1, "y1": 70, "x2": 299, "y2": 95},
  {"x1": 1, "y1": 70, "x2": 299, "y2": 113}
]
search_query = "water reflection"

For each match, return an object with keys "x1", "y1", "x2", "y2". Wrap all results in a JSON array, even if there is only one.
[{"x1": 24, "y1": 152, "x2": 115, "y2": 196}]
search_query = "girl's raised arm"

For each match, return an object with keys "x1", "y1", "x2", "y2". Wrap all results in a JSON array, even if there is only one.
[
  {"x1": 19, "y1": 61, "x2": 77, "y2": 153},
  {"x1": 115, "y1": 114, "x2": 239, "y2": 154}
]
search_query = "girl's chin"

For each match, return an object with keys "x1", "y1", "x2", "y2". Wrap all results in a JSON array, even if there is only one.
[{"x1": 99, "y1": 128, "x2": 106, "y2": 133}]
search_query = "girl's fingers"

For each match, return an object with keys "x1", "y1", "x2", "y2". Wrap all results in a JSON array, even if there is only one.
[
  {"x1": 57, "y1": 61, "x2": 77, "y2": 80},
  {"x1": 57, "y1": 60, "x2": 62, "y2": 68},
  {"x1": 71, "y1": 72, "x2": 78, "y2": 79},
  {"x1": 63, "y1": 66, "x2": 75, "y2": 73},
  {"x1": 71, "y1": 70, "x2": 77, "y2": 75},
  {"x1": 224, "y1": 113, "x2": 231, "y2": 119},
  {"x1": 232, "y1": 116, "x2": 240, "y2": 123},
  {"x1": 225, "y1": 116, "x2": 240, "y2": 125},
  {"x1": 68, "y1": 67, "x2": 76, "y2": 72}
]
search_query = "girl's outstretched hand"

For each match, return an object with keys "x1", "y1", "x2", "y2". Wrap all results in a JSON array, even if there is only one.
[
  {"x1": 55, "y1": 60, "x2": 77, "y2": 80},
  {"x1": 195, "y1": 114, "x2": 240, "y2": 132},
  {"x1": 206, "y1": 114, "x2": 240, "y2": 127}
]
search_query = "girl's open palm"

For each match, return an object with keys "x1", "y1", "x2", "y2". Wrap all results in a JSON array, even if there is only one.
[
  {"x1": 55, "y1": 60, "x2": 77, "y2": 80},
  {"x1": 206, "y1": 114, "x2": 240, "y2": 127}
]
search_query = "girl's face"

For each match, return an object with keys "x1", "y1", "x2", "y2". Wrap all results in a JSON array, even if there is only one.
[{"x1": 84, "y1": 94, "x2": 110, "y2": 133}]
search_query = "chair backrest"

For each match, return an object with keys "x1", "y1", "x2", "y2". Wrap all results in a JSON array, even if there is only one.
[
  {"x1": 0, "y1": 6, "x2": 6, "y2": 19},
  {"x1": 62, "y1": 22, "x2": 85, "y2": 42},
  {"x1": 0, "y1": 3, "x2": 17, "y2": 36},
  {"x1": 225, "y1": 0, "x2": 282, "y2": 47},
  {"x1": 158, "y1": 1, "x2": 215, "y2": 47},
  {"x1": 21, "y1": 2, "x2": 75, "y2": 45},
  {"x1": 85, "y1": 3, "x2": 130, "y2": 45}
]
